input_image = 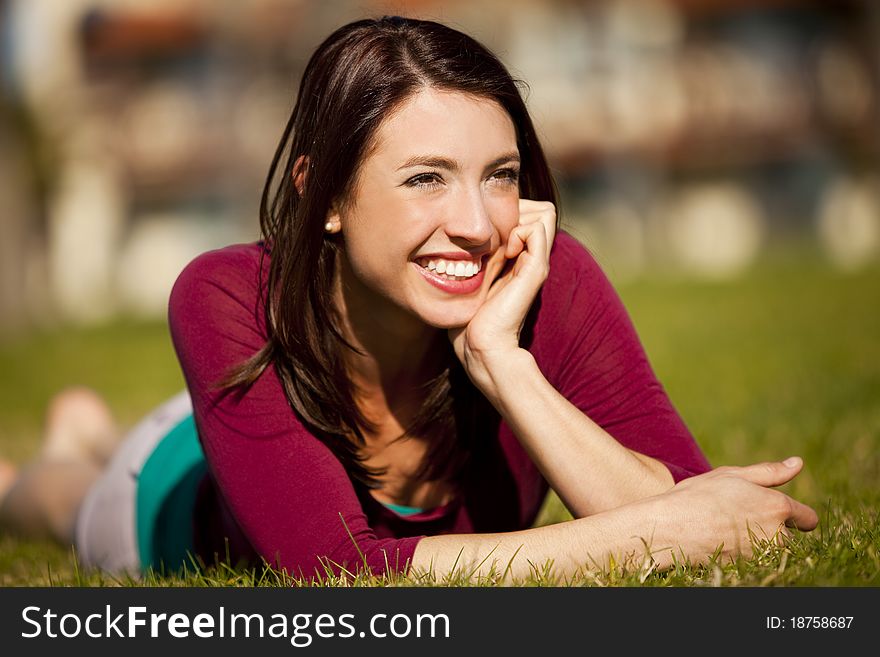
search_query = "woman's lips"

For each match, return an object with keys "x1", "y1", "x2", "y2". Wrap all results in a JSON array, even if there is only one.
[{"x1": 412, "y1": 256, "x2": 486, "y2": 295}]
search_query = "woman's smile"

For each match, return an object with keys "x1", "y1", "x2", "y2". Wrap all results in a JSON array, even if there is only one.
[{"x1": 411, "y1": 253, "x2": 489, "y2": 294}]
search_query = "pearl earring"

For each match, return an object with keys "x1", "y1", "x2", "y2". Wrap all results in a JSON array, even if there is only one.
[{"x1": 324, "y1": 222, "x2": 335, "y2": 232}]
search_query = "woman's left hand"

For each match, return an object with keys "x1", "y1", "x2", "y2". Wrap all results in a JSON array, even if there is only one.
[{"x1": 449, "y1": 199, "x2": 556, "y2": 388}]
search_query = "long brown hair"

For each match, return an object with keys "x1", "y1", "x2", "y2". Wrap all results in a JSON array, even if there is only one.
[{"x1": 225, "y1": 16, "x2": 559, "y2": 488}]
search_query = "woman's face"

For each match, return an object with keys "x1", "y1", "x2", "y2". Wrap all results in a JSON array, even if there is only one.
[{"x1": 332, "y1": 88, "x2": 521, "y2": 331}]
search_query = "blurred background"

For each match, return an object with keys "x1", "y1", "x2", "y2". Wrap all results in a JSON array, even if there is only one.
[
  {"x1": 1, "y1": 0, "x2": 879, "y2": 328},
  {"x1": 1, "y1": 0, "x2": 879, "y2": 584}
]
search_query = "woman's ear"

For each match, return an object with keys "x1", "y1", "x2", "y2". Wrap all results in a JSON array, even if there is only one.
[
  {"x1": 293, "y1": 156, "x2": 341, "y2": 234},
  {"x1": 292, "y1": 155, "x2": 308, "y2": 196}
]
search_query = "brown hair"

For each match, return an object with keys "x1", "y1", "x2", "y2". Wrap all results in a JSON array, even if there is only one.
[{"x1": 225, "y1": 16, "x2": 559, "y2": 488}]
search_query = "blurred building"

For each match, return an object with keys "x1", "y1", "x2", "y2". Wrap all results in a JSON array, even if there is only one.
[{"x1": 1, "y1": 0, "x2": 878, "y2": 328}]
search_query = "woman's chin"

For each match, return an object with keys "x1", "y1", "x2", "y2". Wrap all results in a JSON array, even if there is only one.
[
  {"x1": 416, "y1": 306, "x2": 477, "y2": 330},
  {"x1": 423, "y1": 316, "x2": 473, "y2": 331}
]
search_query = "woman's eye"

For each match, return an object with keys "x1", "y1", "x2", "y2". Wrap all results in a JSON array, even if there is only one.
[
  {"x1": 490, "y1": 168, "x2": 520, "y2": 185},
  {"x1": 406, "y1": 172, "x2": 443, "y2": 188}
]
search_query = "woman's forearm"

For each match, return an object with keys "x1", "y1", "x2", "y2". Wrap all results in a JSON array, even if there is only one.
[
  {"x1": 409, "y1": 496, "x2": 670, "y2": 581},
  {"x1": 408, "y1": 459, "x2": 820, "y2": 582},
  {"x1": 473, "y1": 348, "x2": 674, "y2": 518}
]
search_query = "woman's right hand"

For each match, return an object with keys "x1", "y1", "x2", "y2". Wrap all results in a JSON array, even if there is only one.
[{"x1": 646, "y1": 457, "x2": 819, "y2": 565}]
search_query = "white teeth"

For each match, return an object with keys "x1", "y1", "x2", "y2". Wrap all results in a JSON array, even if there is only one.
[{"x1": 416, "y1": 257, "x2": 482, "y2": 279}]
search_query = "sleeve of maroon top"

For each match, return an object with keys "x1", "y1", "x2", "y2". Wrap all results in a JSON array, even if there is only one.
[
  {"x1": 168, "y1": 245, "x2": 424, "y2": 578},
  {"x1": 537, "y1": 232, "x2": 711, "y2": 482}
]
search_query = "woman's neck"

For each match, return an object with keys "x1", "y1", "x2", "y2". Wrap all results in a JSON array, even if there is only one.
[{"x1": 333, "y1": 259, "x2": 445, "y2": 407}]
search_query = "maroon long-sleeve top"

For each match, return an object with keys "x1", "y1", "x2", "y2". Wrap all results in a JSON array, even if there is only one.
[{"x1": 168, "y1": 231, "x2": 711, "y2": 579}]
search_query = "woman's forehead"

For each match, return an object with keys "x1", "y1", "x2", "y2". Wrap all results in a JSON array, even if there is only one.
[{"x1": 368, "y1": 88, "x2": 518, "y2": 166}]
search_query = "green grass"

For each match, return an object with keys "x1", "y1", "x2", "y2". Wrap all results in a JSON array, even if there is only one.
[{"x1": 1, "y1": 250, "x2": 878, "y2": 586}]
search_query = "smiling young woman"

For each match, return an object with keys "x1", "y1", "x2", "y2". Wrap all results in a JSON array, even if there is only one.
[{"x1": 0, "y1": 16, "x2": 818, "y2": 581}]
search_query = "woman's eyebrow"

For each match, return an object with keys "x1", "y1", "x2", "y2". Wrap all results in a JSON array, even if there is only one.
[
  {"x1": 484, "y1": 152, "x2": 521, "y2": 170},
  {"x1": 396, "y1": 151, "x2": 521, "y2": 172},
  {"x1": 397, "y1": 155, "x2": 460, "y2": 172}
]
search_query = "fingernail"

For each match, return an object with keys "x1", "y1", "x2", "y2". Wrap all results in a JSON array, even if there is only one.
[{"x1": 783, "y1": 457, "x2": 800, "y2": 468}]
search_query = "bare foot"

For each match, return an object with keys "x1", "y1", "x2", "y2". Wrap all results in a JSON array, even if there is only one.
[
  {"x1": 41, "y1": 387, "x2": 120, "y2": 466},
  {"x1": 0, "y1": 459, "x2": 17, "y2": 506}
]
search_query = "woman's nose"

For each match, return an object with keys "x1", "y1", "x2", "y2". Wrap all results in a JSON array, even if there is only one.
[{"x1": 444, "y1": 188, "x2": 494, "y2": 245}]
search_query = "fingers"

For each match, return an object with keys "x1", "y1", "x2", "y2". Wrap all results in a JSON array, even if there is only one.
[
  {"x1": 504, "y1": 224, "x2": 526, "y2": 259},
  {"x1": 766, "y1": 496, "x2": 818, "y2": 545},
  {"x1": 734, "y1": 457, "x2": 804, "y2": 488},
  {"x1": 518, "y1": 200, "x2": 556, "y2": 256},
  {"x1": 724, "y1": 457, "x2": 819, "y2": 533},
  {"x1": 748, "y1": 497, "x2": 817, "y2": 550},
  {"x1": 507, "y1": 200, "x2": 556, "y2": 275},
  {"x1": 785, "y1": 496, "x2": 819, "y2": 532},
  {"x1": 737, "y1": 458, "x2": 819, "y2": 533},
  {"x1": 505, "y1": 220, "x2": 546, "y2": 262}
]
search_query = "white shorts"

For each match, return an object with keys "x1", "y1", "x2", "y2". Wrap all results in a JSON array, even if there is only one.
[{"x1": 73, "y1": 390, "x2": 193, "y2": 574}]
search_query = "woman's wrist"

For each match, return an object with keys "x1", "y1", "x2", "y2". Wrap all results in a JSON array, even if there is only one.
[{"x1": 463, "y1": 346, "x2": 538, "y2": 404}]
